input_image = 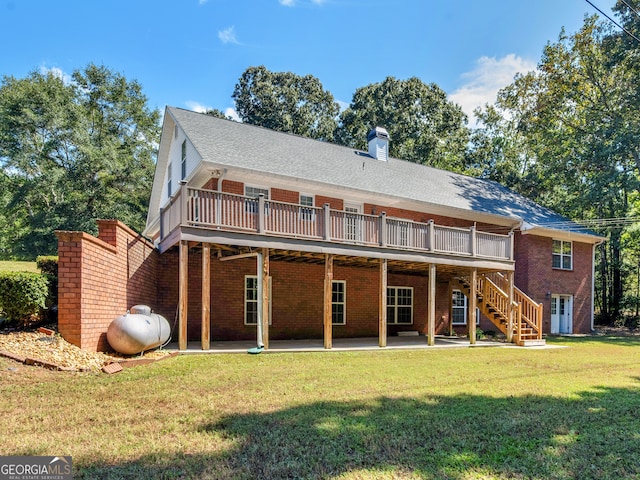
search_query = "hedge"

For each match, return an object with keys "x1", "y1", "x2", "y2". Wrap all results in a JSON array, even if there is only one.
[
  {"x1": 0, "y1": 272, "x2": 49, "y2": 325},
  {"x1": 36, "y1": 256, "x2": 58, "y2": 277}
]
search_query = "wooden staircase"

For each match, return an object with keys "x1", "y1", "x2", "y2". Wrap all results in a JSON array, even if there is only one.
[{"x1": 453, "y1": 273, "x2": 545, "y2": 346}]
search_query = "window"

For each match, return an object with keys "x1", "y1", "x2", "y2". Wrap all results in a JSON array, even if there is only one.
[
  {"x1": 300, "y1": 194, "x2": 314, "y2": 221},
  {"x1": 387, "y1": 287, "x2": 413, "y2": 324},
  {"x1": 181, "y1": 140, "x2": 187, "y2": 180},
  {"x1": 244, "y1": 275, "x2": 272, "y2": 325},
  {"x1": 552, "y1": 240, "x2": 572, "y2": 270},
  {"x1": 332, "y1": 280, "x2": 346, "y2": 325},
  {"x1": 245, "y1": 276, "x2": 258, "y2": 325},
  {"x1": 451, "y1": 289, "x2": 480, "y2": 325},
  {"x1": 167, "y1": 162, "x2": 173, "y2": 197},
  {"x1": 344, "y1": 204, "x2": 361, "y2": 241},
  {"x1": 245, "y1": 186, "x2": 269, "y2": 214}
]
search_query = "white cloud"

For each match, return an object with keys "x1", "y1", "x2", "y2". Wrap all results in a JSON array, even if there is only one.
[
  {"x1": 279, "y1": 0, "x2": 326, "y2": 6},
  {"x1": 225, "y1": 107, "x2": 241, "y2": 122},
  {"x1": 199, "y1": 0, "x2": 208, "y2": 4},
  {"x1": 39, "y1": 65, "x2": 73, "y2": 85},
  {"x1": 185, "y1": 101, "x2": 212, "y2": 113},
  {"x1": 218, "y1": 26, "x2": 239, "y2": 45},
  {"x1": 449, "y1": 54, "x2": 536, "y2": 128}
]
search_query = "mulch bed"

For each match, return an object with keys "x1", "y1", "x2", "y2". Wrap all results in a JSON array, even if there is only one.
[{"x1": 0, "y1": 325, "x2": 176, "y2": 373}]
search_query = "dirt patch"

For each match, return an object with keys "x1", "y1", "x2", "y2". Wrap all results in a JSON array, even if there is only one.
[{"x1": 593, "y1": 325, "x2": 640, "y2": 336}]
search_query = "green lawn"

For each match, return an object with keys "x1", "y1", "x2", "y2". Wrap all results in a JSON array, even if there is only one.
[
  {"x1": 0, "y1": 260, "x2": 38, "y2": 273},
  {"x1": 2, "y1": 336, "x2": 640, "y2": 479}
]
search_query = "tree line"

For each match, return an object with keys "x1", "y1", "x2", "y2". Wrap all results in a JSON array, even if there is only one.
[{"x1": 1, "y1": 1, "x2": 639, "y2": 324}]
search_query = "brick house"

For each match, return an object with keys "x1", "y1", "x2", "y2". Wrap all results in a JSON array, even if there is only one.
[{"x1": 56, "y1": 107, "x2": 604, "y2": 351}]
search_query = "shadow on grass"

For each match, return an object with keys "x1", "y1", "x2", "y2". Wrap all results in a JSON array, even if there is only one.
[{"x1": 77, "y1": 383, "x2": 640, "y2": 479}]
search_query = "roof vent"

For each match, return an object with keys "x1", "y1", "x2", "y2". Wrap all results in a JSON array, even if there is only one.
[{"x1": 367, "y1": 126, "x2": 389, "y2": 161}]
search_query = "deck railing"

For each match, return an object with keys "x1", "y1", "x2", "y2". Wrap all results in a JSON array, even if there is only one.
[{"x1": 159, "y1": 185, "x2": 514, "y2": 261}]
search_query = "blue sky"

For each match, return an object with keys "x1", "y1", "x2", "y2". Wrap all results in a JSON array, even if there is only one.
[{"x1": 0, "y1": 0, "x2": 617, "y2": 126}]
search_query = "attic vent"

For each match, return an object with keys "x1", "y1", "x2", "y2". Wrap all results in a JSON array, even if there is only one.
[{"x1": 367, "y1": 126, "x2": 389, "y2": 161}]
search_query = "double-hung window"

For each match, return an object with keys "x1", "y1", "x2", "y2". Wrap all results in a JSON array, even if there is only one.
[
  {"x1": 332, "y1": 280, "x2": 346, "y2": 325},
  {"x1": 181, "y1": 140, "x2": 187, "y2": 180},
  {"x1": 387, "y1": 286, "x2": 413, "y2": 324},
  {"x1": 244, "y1": 275, "x2": 271, "y2": 325},
  {"x1": 245, "y1": 186, "x2": 269, "y2": 214},
  {"x1": 552, "y1": 240, "x2": 572, "y2": 270},
  {"x1": 300, "y1": 194, "x2": 315, "y2": 221},
  {"x1": 451, "y1": 289, "x2": 479, "y2": 325}
]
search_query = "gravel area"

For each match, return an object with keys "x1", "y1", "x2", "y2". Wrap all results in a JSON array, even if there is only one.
[{"x1": 0, "y1": 327, "x2": 171, "y2": 372}]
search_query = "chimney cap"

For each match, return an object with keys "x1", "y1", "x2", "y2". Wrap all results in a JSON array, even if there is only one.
[{"x1": 367, "y1": 126, "x2": 390, "y2": 142}]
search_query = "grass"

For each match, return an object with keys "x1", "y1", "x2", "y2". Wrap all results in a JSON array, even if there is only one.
[
  {"x1": 0, "y1": 260, "x2": 38, "y2": 273},
  {"x1": 2, "y1": 336, "x2": 640, "y2": 479}
]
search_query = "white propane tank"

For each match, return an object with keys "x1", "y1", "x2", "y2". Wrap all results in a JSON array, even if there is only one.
[{"x1": 107, "y1": 306, "x2": 170, "y2": 355}]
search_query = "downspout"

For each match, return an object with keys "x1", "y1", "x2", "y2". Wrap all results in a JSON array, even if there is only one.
[
  {"x1": 216, "y1": 168, "x2": 227, "y2": 192},
  {"x1": 591, "y1": 240, "x2": 605, "y2": 332}
]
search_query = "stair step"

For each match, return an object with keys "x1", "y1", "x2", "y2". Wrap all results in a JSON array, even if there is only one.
[{"x1": 516, "y1": 339, "x2": 546, "y2": 347}]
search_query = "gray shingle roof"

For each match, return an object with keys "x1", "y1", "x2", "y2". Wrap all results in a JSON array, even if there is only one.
[{"x1": 167, "y1": 106, "x2": 600, "y2": 240}]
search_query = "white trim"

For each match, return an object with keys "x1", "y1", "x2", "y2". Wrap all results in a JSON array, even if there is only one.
[
  {"x1": 451, "y1": 289, "x2": 480, "y2": 325},
  {"x1": 552, "y1": 239, "x2": 573, "y2": 271},
  {"x1": 332, "y1": 280, "x2": 346, "y2": 325},
  {"x1": 387, "y1": 286, "x2": 414, "y2": 325},
  {"x1": 244, "y1": 275, "x2": 272, "y2": 326}
]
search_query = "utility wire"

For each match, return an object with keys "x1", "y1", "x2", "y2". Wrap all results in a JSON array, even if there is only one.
[
  {"x1": 585, "y1": 0, "x2": 640, "y2": 45},
  {"x1": 620, "y1": 0, "x2": 640, "y2": 20}
]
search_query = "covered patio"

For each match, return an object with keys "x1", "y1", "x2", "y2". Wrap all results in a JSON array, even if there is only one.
[{"x1": 165, "y1": 335, "x2": 535, "y2": 354}]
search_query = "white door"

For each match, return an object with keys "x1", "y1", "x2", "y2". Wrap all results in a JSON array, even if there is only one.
[
  {"x1": 344, "y1": 203, "x2": 362, "y2": 242},
  {"x1": 551, "y1": 295, "x2": 573, "y2": 334}
]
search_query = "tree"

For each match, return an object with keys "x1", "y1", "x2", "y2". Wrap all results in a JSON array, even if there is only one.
[
  {"x1": 232, "y1": 65, "x2": 339, "y2": 141},
  {"x1": 471, "y1": 11, "x2": 640, "y2": 323},
  {"x1": 336, "y1": 76, "x2": 470, "y2": 172},
  {"x1": 0, "y1": 65, "x2": 160, "y2": 258}
]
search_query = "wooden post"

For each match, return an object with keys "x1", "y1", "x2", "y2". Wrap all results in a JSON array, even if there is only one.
[
  {"x1": 258, "y1": 194, "x2": 265, "y2": 233},
  {"x1": 179, "y1": 181, "x2": 188, "y2": 226},
  {"x1": 428, "y1": 220, "x2": 435, "y2": 252},
  {"x1": 323, "y1": 254, "x2": 334, "y2": 349},
  {"x1": 323, "y1": 203, "x2": 331, "y2": 241},
  {"x1": 380, "y1": 212, "x2": 387, "y2": 247},
  {"x1": 468, "y1": 268, "x2": 477, "y2": 344},
  {"x1": 201, "y1": 243, "x2": 211, "y2": 350},
  {"x1": 470, "y1": 225, "x2": 477, "y2": 257},
  {"x1": 178, "y1": 240, "x2": 188, "y2": 350},
  {"x1": 261, "y1": 248, "x2": 270, "y2": 349},
  {"x1": 379, "y1": 259, "x2": 388, "y2": 347},
  {"x1": 428, "y1": 263, "x2": 436, "y2": 346},
  {"x1": 506, "y1": 271, "x2": 514, "y2": 343}
]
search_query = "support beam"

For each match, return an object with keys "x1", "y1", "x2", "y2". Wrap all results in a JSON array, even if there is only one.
[
  {"x1": 506, "y1": 271, "x2": 514, "y2": 343},
  {"x1": 261, "y1": 248, "x2": 270, "y2": 349},
  {"x1": 468, "y1": 268, "x2": 477, "y2": 345},
  {"x1": 201, "y1": 243, "x2": 211, "y2": 350},
  {"x1": 178, "y1": 240, "x2": 188, "y2": 350},
  {"x1": 379, "y1": 258, "x2": 388, "y2": 347},
  {"x1": 427, "y1": 263, "x2": 436, "y2": 346},
  {"x1": 323, "y1": 254, "x2": 334, "y2": 349}
]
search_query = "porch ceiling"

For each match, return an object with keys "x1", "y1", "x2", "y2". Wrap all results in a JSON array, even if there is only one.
[{"x1": 182, "y1": 241, "x2": 504, "y2": 279}]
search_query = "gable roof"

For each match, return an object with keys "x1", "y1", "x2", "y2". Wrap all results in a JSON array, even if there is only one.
[{"x1": 146, "y1": 107, "x2": 603, "y2": 243}]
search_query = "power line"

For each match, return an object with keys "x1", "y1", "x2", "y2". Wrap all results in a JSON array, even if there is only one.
[
  {"x1": 584, "y1": 0, "x2": 640, "y2": 45},
  {"x1": 620, "y1": 0, "x2": 640, "y2": 20}
]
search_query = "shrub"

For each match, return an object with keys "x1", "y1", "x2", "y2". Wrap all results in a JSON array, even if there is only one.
[
  {"x1": 36, "y1": 255, "x2": 58, "y2": 310},
  {"x1": 36, "y1": 256, "x2": 58, "y2": 277},
  {"x1": 0, "y1": 272, "x2": 49, "y2": 325}
]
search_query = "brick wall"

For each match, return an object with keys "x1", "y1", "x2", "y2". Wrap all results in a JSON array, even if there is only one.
[
  {"x1": 156, "y1": 251, "x2": 456, "y2": 343},
  {"x1": 515, "y1": 232, "x2": 593, "y2": 333},
  {"x1": 56, "y1": 220, "x2": 159, "y2": 351}
]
